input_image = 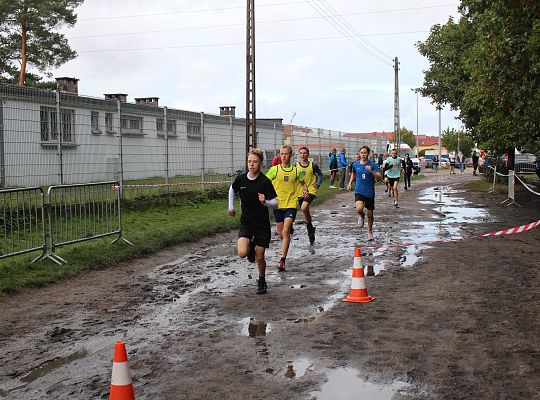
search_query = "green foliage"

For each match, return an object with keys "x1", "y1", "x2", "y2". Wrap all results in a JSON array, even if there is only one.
[
  {"x1": 441, "y1": 128, "x2": 475, "y2": 154},
  {"x1": 0, "y1": 0, "x2": 84, "y2": 84},
  {"x1": 395, "y1": 126, "x2": 417, "y2": 149},
  {"x1": 417, "y1": 1, "x2": 540, "y2": 154}
]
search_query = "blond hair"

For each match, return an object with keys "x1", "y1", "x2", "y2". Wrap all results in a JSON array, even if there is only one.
[
  {"x1": 280, "y1": 144, "x2": 293, "y2": 155},
  {"x1": 248, "y1": 148, "x2": 264, "y2": 162}
]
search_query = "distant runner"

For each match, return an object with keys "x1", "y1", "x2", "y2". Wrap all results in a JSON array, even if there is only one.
[
  {"x1": 296, "y1": 146, "x2": 324, "y2": 245},
  {"x1": 347, "y1": 145, "x2": 382, "y2": 241},
  {"x1": 383, "y1": 148, "x2": 403, "y2": 208}
]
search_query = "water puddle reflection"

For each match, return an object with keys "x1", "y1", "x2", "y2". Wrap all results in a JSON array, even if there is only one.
[
  {"x1": 311, "y1": 367, "x2": 412, "y2": 400},
  {"x1": 284, "y1": 358, "x2": 312, "y2": 379},
  {"x1": 20, "y1": 349, "x2": 89, "y2": 383},
  {"x1": 239, "y1": 317, "x2": 272, "y2": 337},
  {"x1": 202, "y1": 246, "x2": 237, "y2": 258}
]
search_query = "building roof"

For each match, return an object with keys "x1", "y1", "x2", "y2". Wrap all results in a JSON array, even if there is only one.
[{"x1": 417, "y1": 135, "x2": 439, "y2": 147}]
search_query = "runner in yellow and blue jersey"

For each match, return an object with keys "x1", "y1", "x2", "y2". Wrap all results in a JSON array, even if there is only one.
[
  {"x1": 296, "y1": 147, "x2": 324, "y2": 245},
  {"x1": 266, "y1": 145, "x2": 309, "y2": 271}
]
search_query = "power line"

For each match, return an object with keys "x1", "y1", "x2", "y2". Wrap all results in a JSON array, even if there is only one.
[
  {"x1": 77, "y1": 2, "x2": 456, "y2": 22},
  {"x1": 316, "y1": 0, "x2": 392, "y2": 60},
  {"x1": 305, "y1": 0, "x2": 392, "y2": 66},
  {"x1": 76, "y1": 33, "x2": 427, "y2": 53}
]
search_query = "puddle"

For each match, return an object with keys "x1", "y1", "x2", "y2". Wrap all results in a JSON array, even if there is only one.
[
  {"x1": 202, "y1": 246, "x2": 237, "y2": 258},
  {"x1": 284, "y1": 358, "x2": 312, "y2": 379},
  {"x1": 290, "y1": 284, "x2": 305, "y2": 289},
  {"x1": 20, "y1": 349, "x2": 89, "y2": 383},
  {"x1": 401, "y1": 186, "x2": 494, "y2": 249},
  {"x1": 400, "y1": 245, "x2": 424, "y2": 268},
  {"x1": 239, "y1": 317, "x2": 272, "y2": 337},
  {"x1": 311, "y1": 367, "x2": 412, "y2": 400}
]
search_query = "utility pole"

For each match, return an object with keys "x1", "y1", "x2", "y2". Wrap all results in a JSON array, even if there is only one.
[
  {"x1": 393, "y1": 57, "x2": 400, "y2": 155},
  {"x1": 245, "y1": 0, "x2": 256, "y2": 156}
]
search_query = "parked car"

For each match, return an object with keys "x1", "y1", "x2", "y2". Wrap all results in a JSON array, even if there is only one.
[
  {"x1": 424, "y1": 155, "x2": 435, "y2": 168},
  {"x1": 464, "y1": 157, "x2": 473, "y2": 167},
  {"x1": 411, "y1": 157, "x2": 421, "y2": 174},
  {"x1": 440, "y1": 156, "x2": 449, "y2": 168}
]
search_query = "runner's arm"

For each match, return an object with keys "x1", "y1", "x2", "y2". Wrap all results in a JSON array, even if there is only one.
[
  {"x1": 347, "y1": 171, "x2": 356, "y2": 190},
  {"x1": 313, "y1": 163, "x2": 324, "y2": 188},
  {"x1": 228, "y1": 185, "x2": 236, "y2": 215},
  {"x1": 262, "y1": 197, "x2": 278, "y2": 209}
]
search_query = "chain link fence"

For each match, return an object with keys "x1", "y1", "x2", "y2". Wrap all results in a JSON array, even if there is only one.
[{"x1": 1, "y1": 83, "x2": 379, "y2": 196}]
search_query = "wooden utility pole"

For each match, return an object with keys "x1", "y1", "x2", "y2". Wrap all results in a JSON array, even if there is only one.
[{"x1": 246, "y1": 0, "x2": 256, "y2": 155}]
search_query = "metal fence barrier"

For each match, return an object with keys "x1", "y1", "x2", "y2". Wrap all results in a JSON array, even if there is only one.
[
  {"x1": 0, "y1": 187, "x2": 47, "y2": 261},
  {"x1": 45, "y1": 181, "x2": 132, "y2": 264}
]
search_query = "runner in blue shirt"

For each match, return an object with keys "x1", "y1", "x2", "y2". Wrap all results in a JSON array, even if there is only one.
[{"x1": 347, "y1": 145, "x2": 382, "y2": 241}]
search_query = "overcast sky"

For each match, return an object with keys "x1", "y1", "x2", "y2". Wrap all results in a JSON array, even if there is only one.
[{"x1": 53, "y1": 0, "x2": 462, "y2": 135}]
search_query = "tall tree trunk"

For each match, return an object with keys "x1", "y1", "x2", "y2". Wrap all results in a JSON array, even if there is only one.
[{"x1": 18, "y1": 26, "x2": 27, "y2": 87}]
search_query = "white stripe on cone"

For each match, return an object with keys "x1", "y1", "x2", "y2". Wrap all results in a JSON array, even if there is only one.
[
  {"x1": 353, "y1": 257, "x2": 362, "y2": 269},
  {"x1": 111, "y1": 362, "x2": 132, "y2": 386},
  {"x1": 350, "y1": 278, "x2": 367, "y2": 290}
]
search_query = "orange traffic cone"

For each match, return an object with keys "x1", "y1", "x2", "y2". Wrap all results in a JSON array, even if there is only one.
[
  {"x1": 343, "y1": 248, "x2": 374, "y2": 303},
  {"x1": 109, "y1": 341, "x2": 135, "y2": 400}
]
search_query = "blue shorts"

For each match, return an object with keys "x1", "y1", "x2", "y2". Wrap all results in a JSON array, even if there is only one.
[{"x1": 273, "y1": 208, "x2": 297, "y2": 223}]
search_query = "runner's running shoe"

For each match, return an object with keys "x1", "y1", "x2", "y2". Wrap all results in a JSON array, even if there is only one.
[
  {"x1": 358, "y1": 211, "x2": 365, "y2": 228},
  {"x1": 278, "y1": 258, "x2": 286, "y2": 272},
  {"x1": 248, "y1": 240, "x2": 256, "y2": 263},
  {"x1": 307, "y1": 225, "x2": 316, "y2": 245},
  {"x1": 367, "y1": 231, "x2": 374, "y2": 241},
  {"x1": 394, "y1": 201, "x2": 399, "y2": 208},
  {"x1": 256, "y1": 278, "x2": 267, "y2": 294}
]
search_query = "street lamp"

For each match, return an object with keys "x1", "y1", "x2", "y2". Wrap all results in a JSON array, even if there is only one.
[{"x1": 411, "y1": 88, "x2": 420, "y2": 157}]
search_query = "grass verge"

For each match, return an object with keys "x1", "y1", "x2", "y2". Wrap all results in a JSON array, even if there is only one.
[{"x1": 0, "y1": 184, "x2": 339, "y2": 296}]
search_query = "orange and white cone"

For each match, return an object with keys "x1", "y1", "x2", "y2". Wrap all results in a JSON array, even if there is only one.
[
  {"x1": 343, "y1": 248, "x2": 374, "y2": 303},
  {"x1": 109, "y1": 341, "x2": 135, "y2": 400}
]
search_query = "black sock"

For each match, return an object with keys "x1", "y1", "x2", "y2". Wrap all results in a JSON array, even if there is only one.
[
  {"x1": 280, "y1": 257, "x2": 286, "y2": 262},
  {"x1": 307, "y1": 222, "x2": 313, "y2": 229}
]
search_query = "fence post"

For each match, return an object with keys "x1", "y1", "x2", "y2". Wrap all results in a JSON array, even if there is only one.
[
  {"x1": 201, "y1": 112, "x2": 205, "y2": 192},
  {"x1": 0, "y1": 97, "x2": 5, "y2": 188},
  {"x1": 56, "y1": 91, "x2": 64, "y2": 185},
  {"x1": 488, "y1": 164, "x2": 497, "y2": 194},
  {"x1": 318, "y1": 128, "x2": 322, "y2": 167},
  {"x1": 164, "y1": 106, "x2": 169, "y2": 185},
  {"x1": 117, "y1": 100, "x2": 124, "y2": 197}
]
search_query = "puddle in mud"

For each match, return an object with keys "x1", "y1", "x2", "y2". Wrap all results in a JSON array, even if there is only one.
[
  {"x1": 311, "y1": 367, "x2": 412, "y2": 399},
  {"x1": 284, "y1": 358, "x2": 312, "y2": 379},
  {"x1": 239, "y1": 317, "x2": 272, "y2": 337},
  {"x1": 290, "y1": 284, "x2": 305, "y2": 289},
  {"x1": 391, "y1": 186, "x2": 495, "y2": 270},
  {"x1": 202, "y1": 246, "x2": 237, "y2": 258},
  {"x1": 20, "y1": 349, "x2": 89, "y2": 383}
]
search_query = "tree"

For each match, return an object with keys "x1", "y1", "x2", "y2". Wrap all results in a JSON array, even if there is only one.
[
  {"x1": 0, "y1": 0, "x2": 84, "y2": 86},
  {"x1": 397, "y1": 126, "x2": 417, "y2": 149},
  {"x1": 416, "y1": 1, "x2": 540, "y2": 158},
  {"x1": 441, "y1": 128, "x2": 475, "y2": 155}
]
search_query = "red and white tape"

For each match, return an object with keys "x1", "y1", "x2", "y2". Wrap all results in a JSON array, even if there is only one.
[
  {"x1": 364, "y1": 219, "x2": 540, "y2": 251},
  {"x1": 112, "y1": 180, "x2": 230, "y2": 191}
]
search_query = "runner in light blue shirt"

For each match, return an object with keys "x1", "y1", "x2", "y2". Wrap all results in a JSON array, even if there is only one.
[{"x1": 383, "y1": 148, "x2": 403, "y2": 208}]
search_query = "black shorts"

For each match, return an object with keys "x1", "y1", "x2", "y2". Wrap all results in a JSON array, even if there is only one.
[
  {"x1": 298, "y1": 194, "x2": 316, "y2": 206},
  {"x1": 388, "y1": 177, "x2": 400, "y2": 186},
  {"x1": 354, "y1": 194, "x2": 375, "y2": 210},
  {"x1": 238, "y1": 224, "x2": 271, "y2": 248}
]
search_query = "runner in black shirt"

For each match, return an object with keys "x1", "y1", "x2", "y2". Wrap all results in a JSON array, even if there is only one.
[{"x1": 229, "y1": 148, "x2": 278, "y2": 294}]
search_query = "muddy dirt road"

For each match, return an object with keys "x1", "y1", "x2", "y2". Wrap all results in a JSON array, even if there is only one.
[{"x1": 1, "y1": 171, "x2": 539, "y2": 399}]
